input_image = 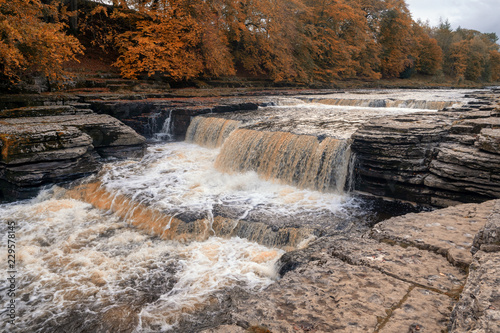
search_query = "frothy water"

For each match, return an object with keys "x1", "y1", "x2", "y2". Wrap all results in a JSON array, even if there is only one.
[
  {"x1": 98, "y1": 142, "x2": 355, "y2": 222},
  {"x1": 1, "y1": 88, "x2": 481, "y2": 332},
  {"x1": 0, "y1": 195, "x2": 283, "y2": 332},
  {"x1": 151, "y1": 111, "x2": 174, "y2": 142}
]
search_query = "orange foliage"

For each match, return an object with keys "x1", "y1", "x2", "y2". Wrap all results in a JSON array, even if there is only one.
[
  {"x1": 0, "y1": 0, "x2": 82, "y2": 83},
  {"x1": 490, "y1": 50, "x2": 500, "y2": 81},
  {"x1": 378, "y1": 0, "x2": 413, "y2": 78},
  {"x1": 2, "y1": 0, "x2": 498, "y2": 86},
  {"x1": 300, "y1": 0, "x2": 381, "y2": 81},
  {"x1": 114, "y1": 1, "x2": 204, "y2": 80},
  {"x1": 412, "y1": 23, "x2": 443, "y2": 75}
]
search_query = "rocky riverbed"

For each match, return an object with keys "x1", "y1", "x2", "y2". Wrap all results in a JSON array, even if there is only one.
[
  {"x1": 195, "y1": 199, "x2": 500, "y2": 333},
  {"x1": 1, "y1": 88, "x2": 500, "y2": 332},
  {"x1": 352, "y1": 88, "x2": 500, "y2": 207}
]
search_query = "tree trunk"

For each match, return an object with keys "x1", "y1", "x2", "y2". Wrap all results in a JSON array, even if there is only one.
[{"x1": 69, "y1": 0, "x2": 78, "y2": 34}]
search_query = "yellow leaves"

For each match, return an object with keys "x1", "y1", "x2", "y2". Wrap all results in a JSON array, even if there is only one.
[
  {"x1": 490, "y1": 50, "x2": 500, "y2": 81},
  {"x1": 113, "y1": 1, "x2": 205, "y2": 80}
]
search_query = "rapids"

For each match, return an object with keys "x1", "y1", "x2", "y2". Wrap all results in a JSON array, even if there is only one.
[{"x1": 0, "y1": 89, "x2": 481, "y2": 332}]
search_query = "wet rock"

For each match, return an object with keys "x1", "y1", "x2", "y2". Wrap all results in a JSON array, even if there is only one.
[
  {"x1": 477, "y1": 128, "x2": 500, "y2": 154},
  {"x1": 324, "y1": 236, "x2": 466, "y2": 293},
  {"x1": 233, "y1": 252, "x2": 412, "y2": 332},
  {"x1": 450, "y1": 251, "x2": 500, "y2": 333},
  {"x1": 370, "y1": 200, "x2": 499, "y2": 268},
  {"x1": 200, "y1": 325, "x2": 246, "y2": 333},
  {"x1": 0, "y1": 93, "x2": 79, "y2": 110},
  {"x1": 229, "y1": 237, "x2": 456, "y2": 333},
  {"x1": 86, "y1": 96, "x2": 259, "y2": 140},
  {"x1": 0, "y1": 105, "x2": 93, "y2": 118},
  {"x1": 0, "y1": 108, "x2": 146, "y2": 201},
  {"x1": 379, "y1": 288, "x2": 454, "y2": 333}
]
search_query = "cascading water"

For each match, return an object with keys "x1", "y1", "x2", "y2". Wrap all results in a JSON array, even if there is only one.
[
  {"x1": 0, "y1": 89, "x2": 479, "y2": 332},
  {"x1": 185, "y1": 116, "x2": 241, "y2": 148},
  {"x1": 152, "y1": 111, "x2": 174, "y2": 141},
  {"x1": 215, "y1": 129, "x2": 351, "y2": 192},
  {"x1": 0, "y1": 193, "x2": 282, "y2": 332}
]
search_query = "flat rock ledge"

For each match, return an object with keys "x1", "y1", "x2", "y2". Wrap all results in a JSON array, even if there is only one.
[
  {"x1": 0, "y1": 105, "x2": 146, "y2": 201},
  {"x1": 191, "y1": 200, "x2": 500, "y2": 333},
  {"x1": 352, "y1": 88, "x2": 500, "y2": 208}
]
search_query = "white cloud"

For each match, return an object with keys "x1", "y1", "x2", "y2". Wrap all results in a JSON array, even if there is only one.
[{"x1": 406, "y1": 0, "x2": 500, "y2": 38}]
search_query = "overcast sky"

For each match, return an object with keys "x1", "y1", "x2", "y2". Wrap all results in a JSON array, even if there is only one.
[{"x1": 406, "y1": 0, "x2": 500, "y2": 39}]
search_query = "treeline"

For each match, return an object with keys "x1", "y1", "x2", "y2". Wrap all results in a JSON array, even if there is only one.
[{"x1": 1, "y1": 0, "x2": 499, "y2": 87}]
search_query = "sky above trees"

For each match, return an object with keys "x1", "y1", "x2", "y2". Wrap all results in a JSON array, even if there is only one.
[{"x1": 406, "y1": 0, "x2": 500, "y2": 40}]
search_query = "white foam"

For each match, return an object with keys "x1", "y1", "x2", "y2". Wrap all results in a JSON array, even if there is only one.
[
  {"x1": 100, "y1": 142, "x2": 353, "y2": 221},
  {"x1": 0, "y1": 196, "x2": 283, "y2": 332}
]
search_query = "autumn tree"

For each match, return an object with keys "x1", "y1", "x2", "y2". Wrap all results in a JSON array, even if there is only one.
[
  {"x1": 378, "y1": 0, "x2": 413, "y2": 78},
  {"x1": 113, "y1": 0, "x2": 205, "y2": 80},
  {"x1": 221, "y1": 0, "x2": 306, "y2": 82},
  {"x1": 0, "y1": 0, "x2": 82, "y2": 85},
  {"x1": 411, "y1": 21, "x2": 442, "y2": 75},
  {"x1": 490, "y1": 50, "x2": 500, "y2": 81},
  {"x1": 297, "y1": 0, "x2": 382, "y2": 81}
]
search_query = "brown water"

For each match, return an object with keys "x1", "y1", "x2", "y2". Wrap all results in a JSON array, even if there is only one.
[{"x1": 0, "y1": 88, "x2": 479, "y2": 332}]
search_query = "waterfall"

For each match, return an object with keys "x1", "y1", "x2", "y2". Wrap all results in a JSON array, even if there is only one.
[
  {"x1": 65, "y1": 182, "x2": 315, "y2": 249},
  {"x1": 152, "y1": 110, "x2": 174, "y2": 141},
  {"x1": 185, "y1": 116, "x2": 241, "y2": 148},
  {"x1": 215, "y1": 129, "x2": 351, "y2": 193},
  {"x1": 309, "y1": 98, "x2": 458, "y2": 110}
]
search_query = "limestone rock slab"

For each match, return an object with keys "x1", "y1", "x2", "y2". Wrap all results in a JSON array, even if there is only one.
[
  {"x1": 450, "y1": 251, "x2": 500, "y2": 333},
  {"x1": 327, "y1": 237, "x2": 466, "y2": 294},
  {"x1": 477, "y1": 128, "x2": 500, "y2": 154},
  {"x1": 380, "y1": 288, "x2": 454, "y2": 333},
  {"x1": 232, "y1": 253, "x2": 411, "y2": 333},
  {"x1": 370, "y1": 201, "x2": 499, "y2": 268},
  {"x1": 472, "y1": 200, "x2": 500, "y2": 253}
]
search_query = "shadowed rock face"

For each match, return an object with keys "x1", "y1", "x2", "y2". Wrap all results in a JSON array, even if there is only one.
[
  {"x1": 0, "y1": 105, "x2": 146, "y2": 201},
  {"x1": 352, "y1": 89, "x2": 500, "y2": 207},
  {"x1": 449, "y1": 201, "x2": 500, "y2": 333}
]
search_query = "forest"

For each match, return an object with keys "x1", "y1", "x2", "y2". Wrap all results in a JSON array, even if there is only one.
[{"x1": 1, "y1": 0, "x2": 499, "y2": 88}]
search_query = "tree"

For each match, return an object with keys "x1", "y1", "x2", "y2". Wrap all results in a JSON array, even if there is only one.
[
  {"x1": 378, "y1": 0, "x2": 414, "y2": 78},
  {"x1": 490, "y1": 50, "x2": 500, "y2": 81},
  {"x1": 412, "y1": 22, "x2": 442, "y2": 75},
  {"x1": 298, "y1": 0, "x2": 381, "y2": 81},
  {"x1": 0, "y1": 0, "x2": 83, "y2": 85},
  {"x1": 113, "y1": 0, "x2": 205, "y2": 80}
]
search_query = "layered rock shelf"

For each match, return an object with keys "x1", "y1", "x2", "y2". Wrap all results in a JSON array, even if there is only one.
[
  {"x1": 194, "y1": 199, "x2": 500, "y2": 333},
  {"x1": 0, "y1": 105, "x2": 146, "y2": 201},
  {"x1": 352, "y1": 88, "x2": 500, "y2": 207},
  {"x1": 2, "y1": 88, "x2": 500, "y2": 331}
]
